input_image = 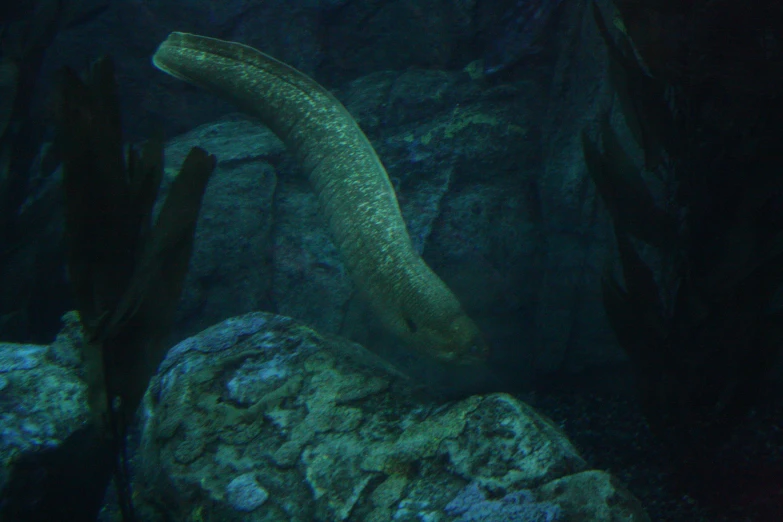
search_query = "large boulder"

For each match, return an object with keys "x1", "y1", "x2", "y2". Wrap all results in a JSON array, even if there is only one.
[
  {"x1": 0, "y1": 312, "x2": 88, "y2": 472},
  {"x1": 132, "y1": 312, "x2": 649, "y2": 521}
]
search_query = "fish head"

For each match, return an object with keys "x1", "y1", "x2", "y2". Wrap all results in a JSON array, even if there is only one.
[
  {"x1": 409, "y1": 311, "x2": 490, "y2": 366},
  {"x1": 445, "y1": 313, "x2": 491, "y2": 365}
]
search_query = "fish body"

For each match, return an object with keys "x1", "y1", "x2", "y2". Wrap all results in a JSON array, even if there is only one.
[
  {"x1": 152, "y1": 33, "x2": 489, "y2": 365},
  {"x1": 0, "y1": 2, "x2": 37, "y2": 24}
]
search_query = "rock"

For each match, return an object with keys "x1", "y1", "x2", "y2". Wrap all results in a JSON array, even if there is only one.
[
  {"x1": 226, "y1": 472, "x2": 270, "y2": 512},
  {"x1": 444, "y1": 482, "x2": 560, "y2": 522},
  {"x1": 158, "y1": 117, "x2": 282, "y2": 338},
  {"x1": 150, "y1": 45, "x2": 627, "y2": 392},
  {"x1": 133, "y1": 312, "x2": 649, "y2": 522},
  {"x1": 538, "y1": 470, "x2": 649, "y2": 522},
  {"x1": 0, "y1": 314, "x2": 89, "y2": 474},
  {"x1": 0, "y1": 312, "x2": 649, "y2": 521}
]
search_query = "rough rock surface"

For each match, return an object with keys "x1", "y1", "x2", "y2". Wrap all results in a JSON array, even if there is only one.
[
  {"x1": 0, "y1": 312, "x2": 88, "y2": 474},
  {"x1": 133, "y1": 312, "x2": 650, "y2": 522},
  {"x1": 160, "y1": 117, "x2": 284, "y2": 337}
]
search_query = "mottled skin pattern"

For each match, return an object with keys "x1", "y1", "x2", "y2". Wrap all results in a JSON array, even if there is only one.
[{"x1": 152, "y1": 33, "x2": 488, "y2": 364}]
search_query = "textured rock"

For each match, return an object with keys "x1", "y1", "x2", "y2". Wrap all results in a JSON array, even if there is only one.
[
  {"x1": 538, "y1": 470, "x2": 649, "y2": 522},
  {"x1": 0, "y1": 312, "x2": 88, "y2": 471},
  {"x1": 444, "y1": 482, "x2": 560, "y2": 522},
  {"x1": 134, "y1": 312, "x2": 649, "y2": 522},
  {"x1": 226, "y1": 472, "x2": 270, "y2": 512}
]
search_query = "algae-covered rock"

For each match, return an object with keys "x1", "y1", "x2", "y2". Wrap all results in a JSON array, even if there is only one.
[
  {"x1": 0, "y1": 312, "x2": 89, "y2": 475},
  {"x1": 538, "y1": 470, "x2": 649, "y2": 522},
  {"x1": 134, "y1": 312, "x2": 649, "y2": 522}
]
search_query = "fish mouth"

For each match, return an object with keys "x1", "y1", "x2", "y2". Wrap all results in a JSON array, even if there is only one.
[{"x1": 438, "y1": 343, "x2": 491, "y2": 366}]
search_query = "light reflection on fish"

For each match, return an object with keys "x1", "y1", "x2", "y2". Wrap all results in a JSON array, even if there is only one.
[{"x1": 483, "y1": 0, "x2": 566, "y2": 75}]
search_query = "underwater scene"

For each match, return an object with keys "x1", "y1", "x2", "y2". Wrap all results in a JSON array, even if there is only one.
[{"x1": 0, "y1": 0, "x2": 782, "y2": 521}]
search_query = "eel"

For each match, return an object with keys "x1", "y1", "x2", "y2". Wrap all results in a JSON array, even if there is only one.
[{"x1": 152, "y1": 32, "x2": 489, "y2": 364}]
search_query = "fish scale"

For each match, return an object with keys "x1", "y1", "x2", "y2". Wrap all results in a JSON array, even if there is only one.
[{"x1": 152, "y1": 32, "x2": 489, "y2": 365}]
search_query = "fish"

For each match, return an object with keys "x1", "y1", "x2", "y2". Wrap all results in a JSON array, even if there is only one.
[{"x1": 152, "y1": 32, "x2": 490, "y2": 365}]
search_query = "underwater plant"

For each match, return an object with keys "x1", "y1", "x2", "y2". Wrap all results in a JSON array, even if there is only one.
[
  {"x1": 0, "y1": 0, "x2": 110, "y2": 340},
  {"x1": 0, "y1": 55, "x2": 215, "y2": 521},
  {"x1": 584, "y1": 0, "x2": 783, "y2": 457}
]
